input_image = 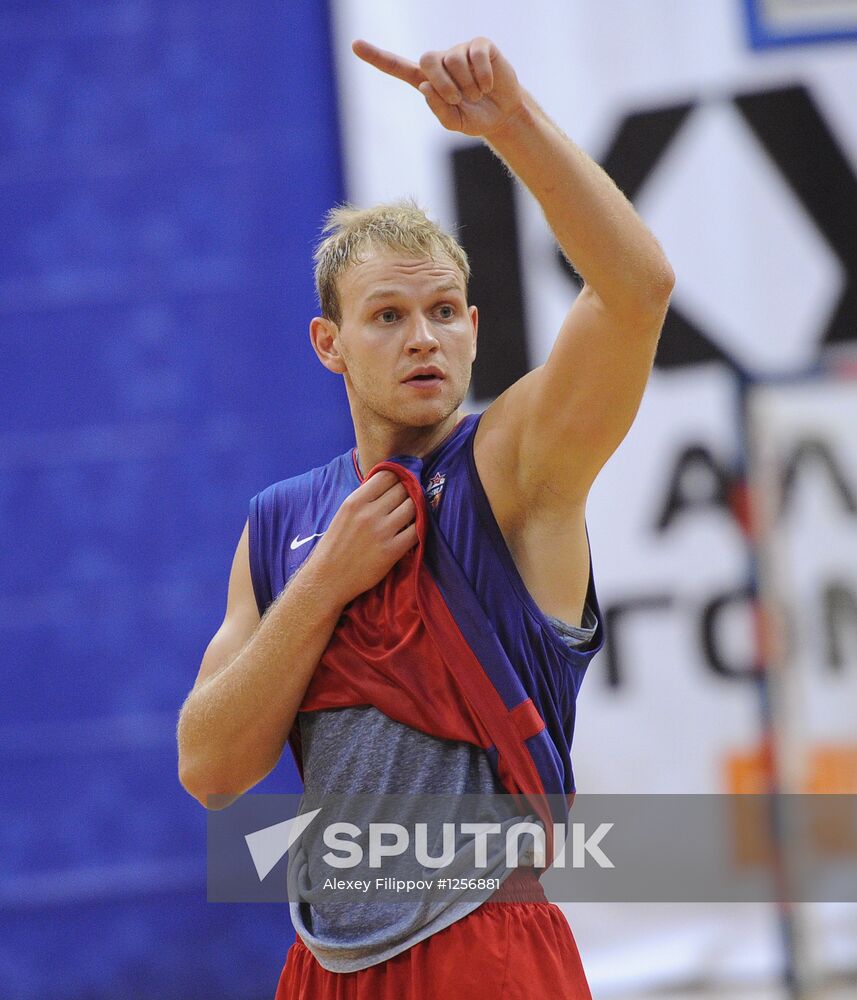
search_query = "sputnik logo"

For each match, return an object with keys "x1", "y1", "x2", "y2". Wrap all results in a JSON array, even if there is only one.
[{"x1": 245, "y1": 808, "x2": 323, "y2": 881}]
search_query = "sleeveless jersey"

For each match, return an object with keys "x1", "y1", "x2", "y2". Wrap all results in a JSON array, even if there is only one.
[{"x1": 248, "y1": 411, "x2": 604, "y2": 794}]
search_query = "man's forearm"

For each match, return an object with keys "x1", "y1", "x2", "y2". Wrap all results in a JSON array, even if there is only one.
[
  {"x1": 485, "y1": 92, "x2": 674, "y2": 315},
  {"x1": 177, "y1": 560, "x2": 344, "y2": 806}
]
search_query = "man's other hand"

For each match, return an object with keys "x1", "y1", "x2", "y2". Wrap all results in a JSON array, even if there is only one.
[{"x1": 309, "y1": 470, "x2": 418, "y2": 607}]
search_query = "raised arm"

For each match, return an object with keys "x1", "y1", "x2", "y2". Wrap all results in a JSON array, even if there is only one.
[{"x1": 353, "y1": 37, "x2": 674, "y2": 505}]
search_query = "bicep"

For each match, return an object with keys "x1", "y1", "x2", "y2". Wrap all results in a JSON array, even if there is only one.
[
  {"x1": 191, "y1": 519, "x2": 261, "y2": 693},
  {"x1": 510, "y1": 285, "x2": 666, "y2": 502}
]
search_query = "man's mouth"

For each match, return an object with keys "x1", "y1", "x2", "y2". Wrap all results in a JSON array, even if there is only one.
[{"x1": 402, "y1": 367, "x2": 445, "y2": 385}]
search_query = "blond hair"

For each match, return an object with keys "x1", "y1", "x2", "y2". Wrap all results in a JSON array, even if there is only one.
[{"x1": 313, "y1": 199, "x2": 470, "y2": 325}]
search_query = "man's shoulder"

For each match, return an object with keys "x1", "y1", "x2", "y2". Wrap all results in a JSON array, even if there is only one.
[{"x1": 252, "y1": 448, "x2": 356, "y2": 508}]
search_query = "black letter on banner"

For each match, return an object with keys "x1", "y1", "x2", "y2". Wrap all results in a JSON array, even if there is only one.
[
  {"x1": 823, "y1": 581, "x2": 857, "y2": 673},
  {"x1": 603, "y1": 595, "x2": 674, "y2": 689},
  {"x1": 780, "y1": 439, "x2": 857, "y2": 516},
  {"x1": 702, "y1": 587, "x2": 755, "y2": 679},
  {"x1": 735, "y1": 86, "x2": 857, "y2": 351},
  {"x1": 451, "y1": 144, "x2": 529, "y2": 400},
  {"x1": 656, "y1": 445, "x2": 733, "y2": 532}
]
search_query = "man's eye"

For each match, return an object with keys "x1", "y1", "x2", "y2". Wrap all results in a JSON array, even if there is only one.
[
  {"x1": 436, "y1": 305, "x2": 455, "y2": 319},
  {"x1": 379, "y1": 310, "x2": 398, "y2": 323}
]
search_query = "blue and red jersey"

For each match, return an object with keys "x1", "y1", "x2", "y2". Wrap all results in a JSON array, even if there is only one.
[{"x1": 249, "y1": 412, "x2": 604, "y2": 849}]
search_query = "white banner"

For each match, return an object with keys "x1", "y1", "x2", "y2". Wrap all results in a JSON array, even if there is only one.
[{"x1": 331, "y1": 0, "x2": 857, "y2": 989}]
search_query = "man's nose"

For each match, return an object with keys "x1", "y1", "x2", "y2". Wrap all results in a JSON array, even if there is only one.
[{"x1": 406, "y1": 317, "x2": 440, "y2": 351}]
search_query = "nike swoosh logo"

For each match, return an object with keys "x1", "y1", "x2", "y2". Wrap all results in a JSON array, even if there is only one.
[{"x1": 290, "y1": 531, "x2": 326, "y2": 550}]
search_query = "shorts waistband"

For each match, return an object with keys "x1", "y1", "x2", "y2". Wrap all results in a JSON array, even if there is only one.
[{"x1": 484, "y1": 867, "x2": 547, "y2": 904}]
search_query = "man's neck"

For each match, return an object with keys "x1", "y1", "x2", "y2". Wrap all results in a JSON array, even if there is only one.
[{"x1": 353, "y1": 410, "x2": 464, "y2": 478}]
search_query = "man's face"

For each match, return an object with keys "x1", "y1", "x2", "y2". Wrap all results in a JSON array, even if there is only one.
[{"x1": 331, "y1": 249, "x2": 477, "y2": 429}]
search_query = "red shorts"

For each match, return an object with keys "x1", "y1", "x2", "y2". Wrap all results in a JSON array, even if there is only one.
[{"x1": 274, "y1": 870, "x2": 591, "y2": 999}]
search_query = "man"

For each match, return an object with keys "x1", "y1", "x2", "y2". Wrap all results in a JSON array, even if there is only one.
[{"x1": 178, "y1": 36, "x2": 673, "y2": 998}]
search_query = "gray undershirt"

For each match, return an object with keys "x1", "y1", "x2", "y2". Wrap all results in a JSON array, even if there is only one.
[{"x1": 288, "y1": 604, "x2": 598, "y2": 972}]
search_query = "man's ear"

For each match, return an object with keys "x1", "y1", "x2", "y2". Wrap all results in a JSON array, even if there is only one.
[
  {"x1": 309, "y1": 316, "x2": 347, "y2": 375},
  {"x1": 469, "y1": 304, "x2": 478, "y2": 362}
]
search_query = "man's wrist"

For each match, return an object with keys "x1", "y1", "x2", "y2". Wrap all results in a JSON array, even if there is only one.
[
  {"x1": 285, "y1": 549, "x2": 350, "y2": 623},
  {"x1": 481, "y1": 91, "x2": 539, "y2": 149}
]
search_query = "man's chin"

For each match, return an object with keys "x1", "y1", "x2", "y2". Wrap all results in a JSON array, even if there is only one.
[
  {"x1": 401, "y1": 399, "x2": 459, "y2": 427},
  {"x1": 368, "y1": 390, "x2": 463, "y2": 429}
]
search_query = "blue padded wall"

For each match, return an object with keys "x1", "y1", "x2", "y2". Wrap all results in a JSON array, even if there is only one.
[{"x1": 1, "y1": 2, "x2": 348, "y2": 997}]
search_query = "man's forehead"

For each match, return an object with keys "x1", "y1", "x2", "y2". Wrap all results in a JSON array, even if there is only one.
[{"x1": 341, "y1": 250, "x2": 465, "y2": 298}]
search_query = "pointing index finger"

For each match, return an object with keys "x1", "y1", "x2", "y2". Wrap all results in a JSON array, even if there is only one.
[{"x1": 352, "y1": 39, "x2": 425, "y2": 89}]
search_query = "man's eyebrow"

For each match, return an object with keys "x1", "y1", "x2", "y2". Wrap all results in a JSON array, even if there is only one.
[{"x1": 363, "y1": 282, "x2": 464, "y2": 303}]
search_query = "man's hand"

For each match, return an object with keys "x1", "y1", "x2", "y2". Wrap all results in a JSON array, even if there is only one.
[
  {"x1": 352, "y1": 37, "x2": 524, "y2": 139},
  {"x1": 308, "y1": 470, "x2": 418, "y2": 607}
]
